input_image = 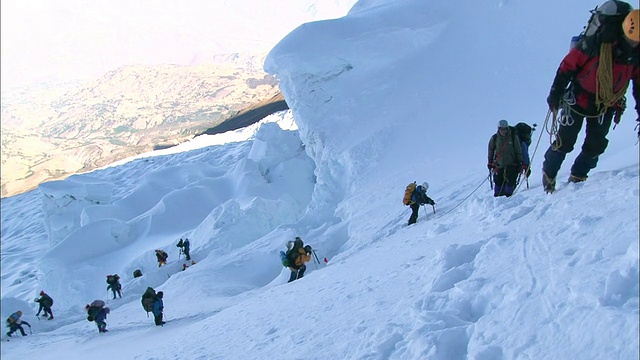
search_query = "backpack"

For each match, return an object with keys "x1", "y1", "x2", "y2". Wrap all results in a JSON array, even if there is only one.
[
  {"x1": 42, "y1": 295, "x2": 54, "y2": 308},
  {"x1": 106, "y1": 274, "x2": 119, "y2": 284},
  {"x1": 402, "y1": 182, "x2": 417, "y2": 205},
  {"x1": 6, "y1": 312, "x2": 20, "y2": 325},
  {"x1": 572, "y1": 1, "x2": 632, "y2": 49},
  {"x1": 514, "y1": 122, "x2": 535, "y2": 147},
  {"x1": 141, "y1": 287, "x2": 157, "y2": 312},
  {"x1": 279, "y1": 251, "x2": 290, "y2": 267},
  {"x1": 87, "y1": 300, "x2": 105, "y2": 322},
  {"x1": 280, "y1": 239, "x2": 304, "y2": 268}
]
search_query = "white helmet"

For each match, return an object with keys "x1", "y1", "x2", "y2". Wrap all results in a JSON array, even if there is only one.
[
  {"x1": 286, "y1": 241, "x2": 294, "y2": 250},
  {"x1": 421, "y1": 182, "x2": 429, "y2": 191}
]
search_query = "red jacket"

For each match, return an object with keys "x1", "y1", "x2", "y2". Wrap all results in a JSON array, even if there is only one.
[{"x1": 549, "y1": 38, "x2": 640, "y2": 117}]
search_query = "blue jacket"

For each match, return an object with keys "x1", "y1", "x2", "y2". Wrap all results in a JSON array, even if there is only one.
[
  {"x1": 520, "y1": 141, "x2": 530, "y2": 166},
  {"x1": 152, "y1": 298, "x2": 164, "y2": 316},
  {"x1": 411, "y1": 186, "x2": 435, "y2": 206},
  {"x1": 95, "y1": 308, "x2": 109, "y2": 323}
]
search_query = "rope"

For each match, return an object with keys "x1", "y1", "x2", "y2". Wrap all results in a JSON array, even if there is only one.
[
  {"x1": 548, "y1": 108, "x2": 564, "y2": 151},
  {"x1": 549, "y1": 42, "x2": 627, "y2": 152},
  {"x1": 595, "y1": 42, "x2": 627, "y2": 112},
  {"x1": 441, "y1": 176, "x2": 488, "y2": 217}
]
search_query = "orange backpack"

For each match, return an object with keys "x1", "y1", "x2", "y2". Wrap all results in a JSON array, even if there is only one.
[{"x1": 402, "y1": 182, "x2": 417, "y2": 205}]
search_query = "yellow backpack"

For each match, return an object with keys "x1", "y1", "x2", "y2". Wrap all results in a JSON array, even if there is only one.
[{"x1": 402, "y1": 182, "x2": 417, "y2": 205}]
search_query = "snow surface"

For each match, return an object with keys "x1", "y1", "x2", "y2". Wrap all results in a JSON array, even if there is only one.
[{"x1": 1, "y1": 0, "x2": 639, "y2": 359}]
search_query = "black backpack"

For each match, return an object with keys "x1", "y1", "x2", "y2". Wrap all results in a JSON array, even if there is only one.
[
  {"x1": 141, "y1": 287, "x2": 157, "y2": 312},
  {"x1": 106, "y1": 274, "x2": 119, "y2": 285},
  {"x1": 87, "y1": 300, "x2": 106, "y2": 321},
  {"x1": 514, "y1": 122, "x2": 535, "y2": 147},
  {"x1": 572, "y1": 1, "x2": 632, "y2": 49}
]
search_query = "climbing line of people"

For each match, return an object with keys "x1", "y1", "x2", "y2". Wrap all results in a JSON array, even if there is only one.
[
  {"x1": 6, "y1": 237, "x2": 194, "y2": 336},
  {"x1": 6, "y1": 0, "x2": 639, "y2": 341},
  {"x1": 83, "y1": 238, "x2": 196, "y2": 332},
  {"x1": 411, "y1": 0, "x2": 639, "y2": 217},
  {"x1": 401, "y1": 1, "x2": 638, "y2": 220}
]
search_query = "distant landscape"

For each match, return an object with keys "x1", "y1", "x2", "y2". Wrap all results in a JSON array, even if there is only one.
[{"x1": 0, "y1": 53, "x2": 288, "y2": 198}]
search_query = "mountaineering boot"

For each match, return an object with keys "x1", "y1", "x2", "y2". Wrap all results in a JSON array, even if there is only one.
[
  {"x1": 568, "y1": 174, "x2": 587, "y2": 183},
  {"x1": 48, "y1": 316, "x2": 54, "y2": 320},
  {"x1": 542, "y1": 171, "x2": 556, "y2": 193}
]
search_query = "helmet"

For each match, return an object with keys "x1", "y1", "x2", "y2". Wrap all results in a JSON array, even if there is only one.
[
  {"x1": 623, "y1": 9, "x2": 639, "y2": 42},
  {"x1": 421, "y1": 182, "x2": 429, "y2": 191},
  {"x1": 498, "y1": 119, "x2": 509, "y2": 129},
  {"x1": 286, "y1": 241, "x2": 294, "y2": 250},
  {"x1": 16, "y1": 311, "x2": 22, "y2": 316},
  {"x1": 40, "y1": 290, "x2": 45, "y2": 296}
]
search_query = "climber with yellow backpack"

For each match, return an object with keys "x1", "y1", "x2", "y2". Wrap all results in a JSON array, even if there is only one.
[
  {"x1": 403, "y1": 181, "x2": 436, "y2": 225},
  {"x1": 543, "y1": 1, "x2": 639, "y2": 193}
]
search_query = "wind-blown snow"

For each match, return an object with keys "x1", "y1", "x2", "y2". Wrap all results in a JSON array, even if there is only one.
[{"x1": 1, "y1": 0, "x2": 638, "y2": 359}]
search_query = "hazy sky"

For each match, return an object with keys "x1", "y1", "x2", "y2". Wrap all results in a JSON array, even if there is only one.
[{"x1": 0, "y1": 0, "x2": 356, "y2": 91}]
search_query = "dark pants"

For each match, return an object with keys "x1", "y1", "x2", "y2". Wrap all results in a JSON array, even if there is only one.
[
  {"x1": 408, "y1": 203, "x2": 420, "y2": 225},
  {"x1": 493, "y1": 165, "x2": 519, "y2": 197},
  {"x1": 288, "y1": 264, "x2": 306, "y2": 283},
  {"x1": 184, "y1": 249, "x2": 191, "y2": 261},
  {"x1": 543, "y1": 108, "x2": 613, "y2": 179},
  {"x1": 37, "y1": 304, "x2": 54, "y2": 317},
  {"x1": 7, "y1": 324, "x2": 26, "y2": 336},
  {"x1": 154, "y1": 313, "x2": 164, "y2": 326},
  {"x1": 110, "y1": 288, "x2": 122, "y2": 299},
  {"x1": 96, "y1": 321, "x2": 107, "y2": 332}
]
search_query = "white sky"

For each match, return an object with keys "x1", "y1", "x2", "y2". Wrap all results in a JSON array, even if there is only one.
[
  {"x1": 1, "y1": 0, "x2": 639, "y2": 359},
  {"x1": 0, "y1": 0, "x2": 357, "y2": 91}
]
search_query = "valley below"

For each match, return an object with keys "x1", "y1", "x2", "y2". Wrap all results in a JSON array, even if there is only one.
[{"x1": 1, "y1": 54, "x2": 286, "y2": 198}]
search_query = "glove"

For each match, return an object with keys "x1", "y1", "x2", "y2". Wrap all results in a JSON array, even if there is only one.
[
  {"x1": 304, "y1": 245, "x2": 312, "y2": 253},
  {"x1": 520, "y1": 163, "x2": 528, "y2": 174},
  {"x1": 547, "y1": 92, "x2": 561, "y2": 111},
  {"x1": 487, "y1": 163, "x2": 494, "y2": 171}
]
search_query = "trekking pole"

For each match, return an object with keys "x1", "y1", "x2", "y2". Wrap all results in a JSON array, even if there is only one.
[
  {"x1": 431, "y1": 204, "x2": 436, "y2": 214},
  {"x1": 28, "y1": 325, "x2": 32, "y2": 335},
  {"x1": 312, "y1": 250, "x2": 321, "y2": 264}
]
